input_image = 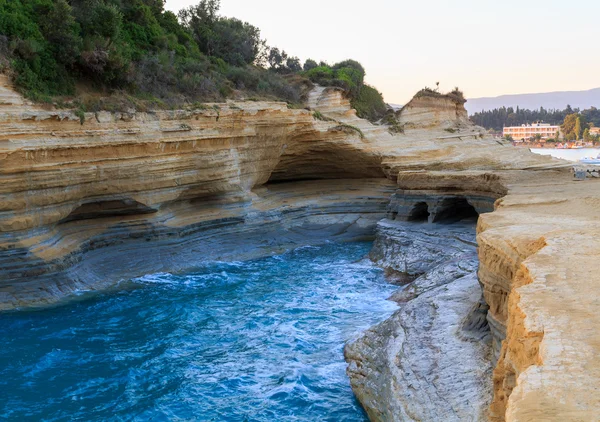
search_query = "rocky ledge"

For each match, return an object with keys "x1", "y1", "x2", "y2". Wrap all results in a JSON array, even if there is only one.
[
  {"x1": 346, "y1": 219, "x2": 492, "y2": 421},
  {"x1": 2, "y1": 73, "x2": 599, "y2": 420}
]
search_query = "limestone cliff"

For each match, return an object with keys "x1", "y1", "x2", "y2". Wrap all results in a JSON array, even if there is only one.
[
  {"x1": 398, "y1": 95, "x2": 471, "y2": 129},
  {"x1": 2, "y1": 75, "x2": 599, "y2": 421},
  {"x1": 478, "y1": 175, "x2": 600, "y2": 421},
  {"x1": 346, "y1": 220, "x2": 492, "y2": 421},
  {"x1": 0, "y1": 76, "x2": 396, "y2": 309}
]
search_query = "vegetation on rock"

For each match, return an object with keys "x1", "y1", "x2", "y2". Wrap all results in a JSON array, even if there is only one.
[
  {"x1": 381, "y1": 111, "x2": 404, "y2": 134},
  {"x1": 0, "y1": 0, "x2": 389, "y2": 116},
  {"x1": 303, "y1": 59, "x2": 387, "y2": 121},
  {"x1": 414, "y1": 85, "x2": 466, "y2": 105},
  {"x1": 312, "y1": 110, "x2": 336, "y2": 122},
  {"x1": 330, "y1": 123, "x2": 365, "y2": 140}
]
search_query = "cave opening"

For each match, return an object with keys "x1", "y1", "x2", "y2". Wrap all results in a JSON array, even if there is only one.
[
  {"x1": 432, "y1": 197, "x2": 479, "y2": 224},
  {"x1": 407, "y1": 202, "x2": 430, "y2": 222},
  {"x1": 59, "y1": 199, "x2": 157, "y2": 224}
]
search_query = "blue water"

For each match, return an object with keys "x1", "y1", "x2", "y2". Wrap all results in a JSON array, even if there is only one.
[
  {"x1": 530, "y1": 147, "x2": 600, "y2": 162},
  {"x1": 0, "y1": 242, "x2": 398, "y2": 421}
]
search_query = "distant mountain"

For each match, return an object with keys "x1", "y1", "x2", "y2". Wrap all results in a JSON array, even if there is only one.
[{"x1": 465, "y1": 88, "x2": 600, "y2": 114}]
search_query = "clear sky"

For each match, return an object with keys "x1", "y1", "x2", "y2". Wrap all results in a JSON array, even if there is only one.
[{"x1": 164, "y1": 0, "x2": 600, "y2": 105}]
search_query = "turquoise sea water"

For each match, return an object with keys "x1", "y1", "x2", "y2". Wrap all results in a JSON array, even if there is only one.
[{"x1": 0, "y1": 242, "x2": 398, "y2": 421}]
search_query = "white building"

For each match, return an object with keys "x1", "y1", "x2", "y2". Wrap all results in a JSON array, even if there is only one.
[{"x1": 503, "y1": 123, "x2": 561, "y2": 141}]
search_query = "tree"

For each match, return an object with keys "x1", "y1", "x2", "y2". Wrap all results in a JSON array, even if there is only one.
[
  {"x1": 211, "y1": 17, "x2": 262, "y2": 65},
  {"x1": 178, "y1": 0, "x2": 219, "y2": 31},
  {"x1": 562, "y1": 113, "x2": 580, "y2": 138},
  {"x1": 574, "y1": 116, "x2": 582, "y2": 140},
  {"x1": 285, "y1": 56, "x2": 301, "y2": 73},
  {"x1": 583, "y1": 128, "x2": 591, "y2": 142},
  {"x1": 267, "y1": 47, "x2": 283, "y2": 69},
  {"x1": 303, "y1": 59, "x2": 317, "y2": 71},
  {"x1": 179, "y1": 0, "x2": 265, "y2": 66},
  {"x1": 36, "y1": 0, "x2": 81, "y2": 67},
  {"x1": 178, "y1": 1, "x2": 221, "y2": 55}
]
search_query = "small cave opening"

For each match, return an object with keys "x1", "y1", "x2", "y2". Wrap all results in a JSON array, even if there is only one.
[
  {"x1": 432, "y1": 197, "x2": 479, "y2": 224},
  {"x1": 59, "y1": 199, "x2": 157, "y2": 224},
  {"x1": 407, "y1": 202, "x2": 430, "y2": 222}
]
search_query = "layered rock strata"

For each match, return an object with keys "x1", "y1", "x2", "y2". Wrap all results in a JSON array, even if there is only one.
[
  {"x1": 3, "y1": 76, "x2": 600, "y2": 421},
  {"x1": 346, "y1": 219, "x2": 492, "y2": 421},
  {"x1": 477, "y1": 174, "x2": 600, "y2": 421}
]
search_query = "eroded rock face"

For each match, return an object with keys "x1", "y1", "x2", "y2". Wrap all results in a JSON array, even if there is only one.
[
  {"x1": 0, "y1": 81, "x2": 556, "y2": 310},
  {"x1": 477, "y1": 178, "x2": 600, "y2": 421},
  {"x1": 0, "y1": 179, "x2": 396, "y2": 309},
  {"x1": 346, "y1": 219, "x2": 493, "y2": 421},
  {"x1": 369, "y1": 218, "x2": 479, "y2": 281},
  {"x1": 3, "y1": 76, "x2": 599, "y2": 421},
  {"x1": 398, "y1": 95, "x2": 471, "y2": 130}
]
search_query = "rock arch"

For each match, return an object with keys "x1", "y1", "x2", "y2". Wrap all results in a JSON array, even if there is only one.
[
  {"x1": 430, "y1": 197, "x2": 479, "y2": 224},
  {"x1": 407, "y1": 201, "x2": 430, "y2": 222}
]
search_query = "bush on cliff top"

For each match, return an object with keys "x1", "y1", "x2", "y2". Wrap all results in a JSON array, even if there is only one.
[
  {"x1": 414, "y1": 86, "x2": 466, "y2": 105},
  {"x1": 0, "y1": 0, "x2": 386, "y2": 115},
  {"x1": 0, "y1": 0, "x2": 305, "y2": 105},
  {"x1": 304, "y1": 60, "x2": 387, "y2": 122},
  {"x1": 351, "y1": 85, "x2": 387, "y2": 122}
]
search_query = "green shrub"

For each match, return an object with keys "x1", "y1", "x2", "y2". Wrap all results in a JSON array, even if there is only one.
[
  {"x1": 415, "y1": 86, "x2": 466, "y2": 105},
  {"x1": 305, "y1": 66, "x2": 334, "y2": 83},
  {"x1": 312, "y1": 110, "x2": 336, "y2": 122},
  {"x1": 330, "y1": 123, "x2": 365, "y2": 140},
  {"x1": 447, "y1": 87, "x2": 466, "y2": 105},
  {"x1": 351, "y1": 85, "x2": 387, "y2": 122},
  {"x1": 381, "y1": 112, "x2": 404, "y2": 134},
  {"x1": 304, "y1": 60, "x2": 365, "y2": 98},
  {"x1": 0, "y1": 0, "x2": 383, "y2": 113},
  {"x1": 75, "y1": 106, "x2": 85, "y2": 125}
]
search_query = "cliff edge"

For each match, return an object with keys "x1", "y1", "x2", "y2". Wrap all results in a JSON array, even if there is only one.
[{"x1": 1, "y1": 77, "x2": 599, "y2": 421}]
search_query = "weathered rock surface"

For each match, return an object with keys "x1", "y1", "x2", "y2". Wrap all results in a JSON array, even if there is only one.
[
  {"x1": 477, "y1": 175, "x2": 600, "y2": 421},
  {"x1": 346, "y1": 220, "x2": 492, "y2": 421},
  {"x1": 2, "y1": 76, "x2": 600, "y2": 421},
  {"x1": 0, "y1": 82, "x2": 557, "y2": 310},
  {"x1": 369, "y1": 219, "x2": 479, "y2": 281}
]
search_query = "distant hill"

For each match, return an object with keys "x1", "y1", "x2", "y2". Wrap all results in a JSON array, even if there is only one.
[{"x1": 466, "y1": 88, "x2": 600, "y2": 114}]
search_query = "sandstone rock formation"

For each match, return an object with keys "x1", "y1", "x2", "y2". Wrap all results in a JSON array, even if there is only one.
[
  {"x1": 2, "y1": 75, "x2": 599, "y2": 421},
  {"x1": 478, "y1": 175, "x2": 600, "y2": 421},
  {"x1": 346, "y1": 220, "x2": 492, "y2": 421}
]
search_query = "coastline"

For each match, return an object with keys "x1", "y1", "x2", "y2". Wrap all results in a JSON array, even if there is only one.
[{"x1": 2, "y1": 81, "x2": 600, "y2": 421}]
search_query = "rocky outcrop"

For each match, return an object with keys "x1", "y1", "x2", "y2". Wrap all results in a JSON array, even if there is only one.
[
  {"x1": 477, "y1": 174, "x2": 600, "y2": 421},
  {"x1": 1, "y1": 81, "x2": 407, "y2": 308},
  {"x1": 2, "y1": 77, "x2": 600, "y2": 421},
  {"x1": 0, "y1": 82, "x2": 556, "y2": 309},
  {"x1": 398, "y1": 95, "x2": 471, "y2": 130},
  {"x1": 346, "y1": 219, "x2": 492, "y2": 421},
  {"x1": 369, "y1": 219, "x2": 479, "y2": 281}
]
